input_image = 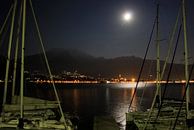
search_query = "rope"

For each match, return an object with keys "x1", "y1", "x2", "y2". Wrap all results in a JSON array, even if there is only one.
[
  {"x1": 29, "y1": 0, "x2": 68, "y2": 128},
  {"x1": 173, "y1": 0, "x2": 192, "y2": 129},
  {"x1": 172, "y1": 62, "x2": 194, "y2": 129},
  {"x1": 160, "y1": 8, "x2": 180, "y2": 80},
  {"x1": 142, "y1": 6, "x2": 181, "y2": 129},
  {"x1": 139, "y1": 60, "x2": 153, "y2": 106},
  {"x1": 2, "y1": 0, "x2": 17, "y2": 120},
  {"x1": 128, "y1": 16, "x2": 156, "y2": 111},
  {"x1": 155, "y1": 23, "x2": 182, "y2": 122},
  {"x1": 12, "y1": 0, "x2": 23, "y2": 102}
]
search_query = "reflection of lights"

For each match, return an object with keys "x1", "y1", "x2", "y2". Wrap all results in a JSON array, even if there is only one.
[
  {"x1": 73, "y1": 89, "x2": 79, "y2": 108},
  {"x1": 105, "y1": 88, "x2": 110, "y2": 103},
  {"x1": 129, "y1": 87, "x2": 138, "y2": 112},
  {"x1": 181, "y1": 84, "x2": 185, "y2": 97},
  {"x1": 118, "y1": 82, "x2": 146, "y2": 88}
]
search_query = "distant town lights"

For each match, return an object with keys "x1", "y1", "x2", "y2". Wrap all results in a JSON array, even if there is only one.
[{"x1": 131, "y1": 78, "x2": 135, "y2": 82}]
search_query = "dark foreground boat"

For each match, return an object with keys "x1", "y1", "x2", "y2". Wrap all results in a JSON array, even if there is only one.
[
  {"x1": 0, "y1": 0, "x2": 77, "y2": 129},
  {"x1": 126, "y1": 1, "x2": 194, "y2": 130}
]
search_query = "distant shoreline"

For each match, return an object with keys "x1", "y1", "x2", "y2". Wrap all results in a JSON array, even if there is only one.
[
  {"x1": 31, "y1": 80, "x2": 194, "y2": 84},
  {"x1": 1, "y1": 80, "x2": 193, "y2": 85}
]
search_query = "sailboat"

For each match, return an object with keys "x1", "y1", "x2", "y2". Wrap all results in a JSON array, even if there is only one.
[
  {"x1": 126, "y1": 1, "x2": 194, "y2": 130},
  {"x1": 0, "y1": 0, "x2": 76, "y2": 129}
]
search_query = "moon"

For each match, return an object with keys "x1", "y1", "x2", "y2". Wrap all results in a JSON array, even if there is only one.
[{"x1": 122, "y1": 11, "x2": 133, "y2": 22}]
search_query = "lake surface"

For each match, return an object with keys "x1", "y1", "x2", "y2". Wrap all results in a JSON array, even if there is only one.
[
  {"x1": 26, "y1": 82, "x2": 194, "y2": 130},
  {"x1": 1, "y1": 82, "x2": 194, "y2": 130}
]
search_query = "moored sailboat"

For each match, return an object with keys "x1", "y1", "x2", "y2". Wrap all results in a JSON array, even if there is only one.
[
  {"x1": 126, "y1": 0, "x2": 194, "y2": 130},
  {"x1": 0, "y1": 0, "x2": 76, "y2": 129}
]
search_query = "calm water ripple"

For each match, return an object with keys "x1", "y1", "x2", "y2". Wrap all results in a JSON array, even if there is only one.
[{"x1": 1, "y1": 82, "x2": 194, "y2": 130}]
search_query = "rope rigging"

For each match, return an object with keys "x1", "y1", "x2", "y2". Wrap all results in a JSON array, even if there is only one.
[
  {"x1": 172, "y1": 61, "x2": 194, "y2": 129},
  {"x1": 142, "y1": 3, "x2": 182, "y2": 129},
  {"x1": 139, "y1": 60, "x2": 154, "y2": 106},
  {"x1": 173, "y1": 0, "x2": 192, "y2": 129},
  {"x1": 29, "y1": 0, "x2": 68, "y2": 128},
  {"x1": 154, "y1": 23, "x2": 182, "y2": 123},
  {"x1": 2, "y1": 0, "x2": 17, "y2": 119},
  {"x1": 0, "y1": 0, "x2": 69, "y2": 129},
  {"x1": 128, "y1": 16, "x2": 156, "y2": 111}
]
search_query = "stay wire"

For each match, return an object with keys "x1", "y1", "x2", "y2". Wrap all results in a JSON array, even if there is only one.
[
  {"x1": 29, "y1": 0, "x2": 68, "y2": 128},
  {"x1": 142, "y1": 6, "x2": 181, "y2": 129},
  {"x1": 172, "y1": 61, "x2": 194, "y2": 129},
  {"x1": 128, "y1": 16, "x2": 156, "y2": 111},
  {"x1": 139, "y1": 60, "x2": 154, "y2": 106},
  {"x1": 154, "y1": 23, "x2": 182, "y2": 122},
  {"x1": 160, "y1": 7, "x2": 181, "y2": 81}
]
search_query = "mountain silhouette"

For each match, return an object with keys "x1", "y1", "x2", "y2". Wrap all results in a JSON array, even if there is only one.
[
  {"x1": 23, "y1": 49, "x2": 187, "y2": 80},
  {"x1": 0, "y1": 49, "x2": 190, "y2": 80}
]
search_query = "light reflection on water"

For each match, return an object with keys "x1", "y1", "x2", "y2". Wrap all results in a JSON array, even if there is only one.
[
  {"x1": 25, "y1": 82, "x2": 194, "y2": 130},
  {"x1": 108, "y1": 82, "x2": 148, "y2": 88},
  {"x1": 103, "y1": 83, "x2": 154, "y2": 129},
  {"x1": 73, "y1": 89, "x2": 79, "y2": 109}
]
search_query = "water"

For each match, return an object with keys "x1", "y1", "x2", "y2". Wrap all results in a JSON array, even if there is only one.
[{"x1": 1, "y1": 82, "x2": 194, "y2": 130}]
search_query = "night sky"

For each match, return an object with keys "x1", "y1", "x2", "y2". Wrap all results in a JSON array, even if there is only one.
[{"x1": 0, "y1": 0, "x2": 194, "y2": 63}]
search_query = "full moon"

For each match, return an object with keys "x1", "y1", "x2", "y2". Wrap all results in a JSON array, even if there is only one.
[{"x1": 122, "y1": 12, "x2": 133, "y2": 22}]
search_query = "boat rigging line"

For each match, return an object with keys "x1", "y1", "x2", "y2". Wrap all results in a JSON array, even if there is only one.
[
  {"x1": 160, "y1": 6, "x2": 181, "y2": 81},
  {"x1": 172, "y1": 58, "x2": 194, "y2": 129},
  {"x1": 173, "y1": 0, "x2": 193, "y2": 128},
  {"x1": 128, "y1": 16, "x2": 157, "y2": 111},
  {"x1": 139, "y1": 60, "x2": 154, "y2": 106},
  {"x1": 2, "y1": 0, "x2": 17, "y2": 121},
  {"x1": 154, "y1": 23, "x2": 182, "y2": 123},
  {"x1": 12, "y1": 0, "x2": 23, "y2": 104},
  {"x1": 1, "y1": 0, "x2": 71, "y2": 129},
  {"x1": 142, "y1": 2, "x2": 182, "y2": 129},
  {"x1": 29, "y1": 0, "x2": 68, "y2": 128}
]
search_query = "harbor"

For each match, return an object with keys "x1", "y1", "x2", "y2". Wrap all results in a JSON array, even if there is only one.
[{"x1": 0, "y1": 0, "x2": 194, "y2": 129}]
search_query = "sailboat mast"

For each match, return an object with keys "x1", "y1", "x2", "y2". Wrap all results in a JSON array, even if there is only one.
[
  {"x1": 156, "y1": 3, "x2": 161, "y2": 102},
  {"x1": 142, "y1": 4, "x2": 161, "y2": 129},
  {"x1": 2, "y1": 0, "x2": 17, "y2": 113},
  {"x1": 12, "y1": 27, "x2": 19, "y2": 101},
  {"x1": 12, "y1": 4, "x2": 23, "y2": 102},
  {"x1": 29, "y1": 0, "x2": 68, "y2": 127},
  {"x1": 182, "y1": 0, "x2": 189, "y2": 116},
  {"x1": 20, "y1": 0, "x2": 26, "y2": 120}
]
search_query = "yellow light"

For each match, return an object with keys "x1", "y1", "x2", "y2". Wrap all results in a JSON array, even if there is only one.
[{"x1": 131, "y1": 78, "x2": 135, "y2": 82}]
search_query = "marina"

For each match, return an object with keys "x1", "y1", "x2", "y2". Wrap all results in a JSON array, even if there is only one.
[
  {"x1": 1, "y1": 82, "x2": 194, "y2": 129},
  {"x1": 0, "y1": 0, "x2": 194, "y2": 130}
]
